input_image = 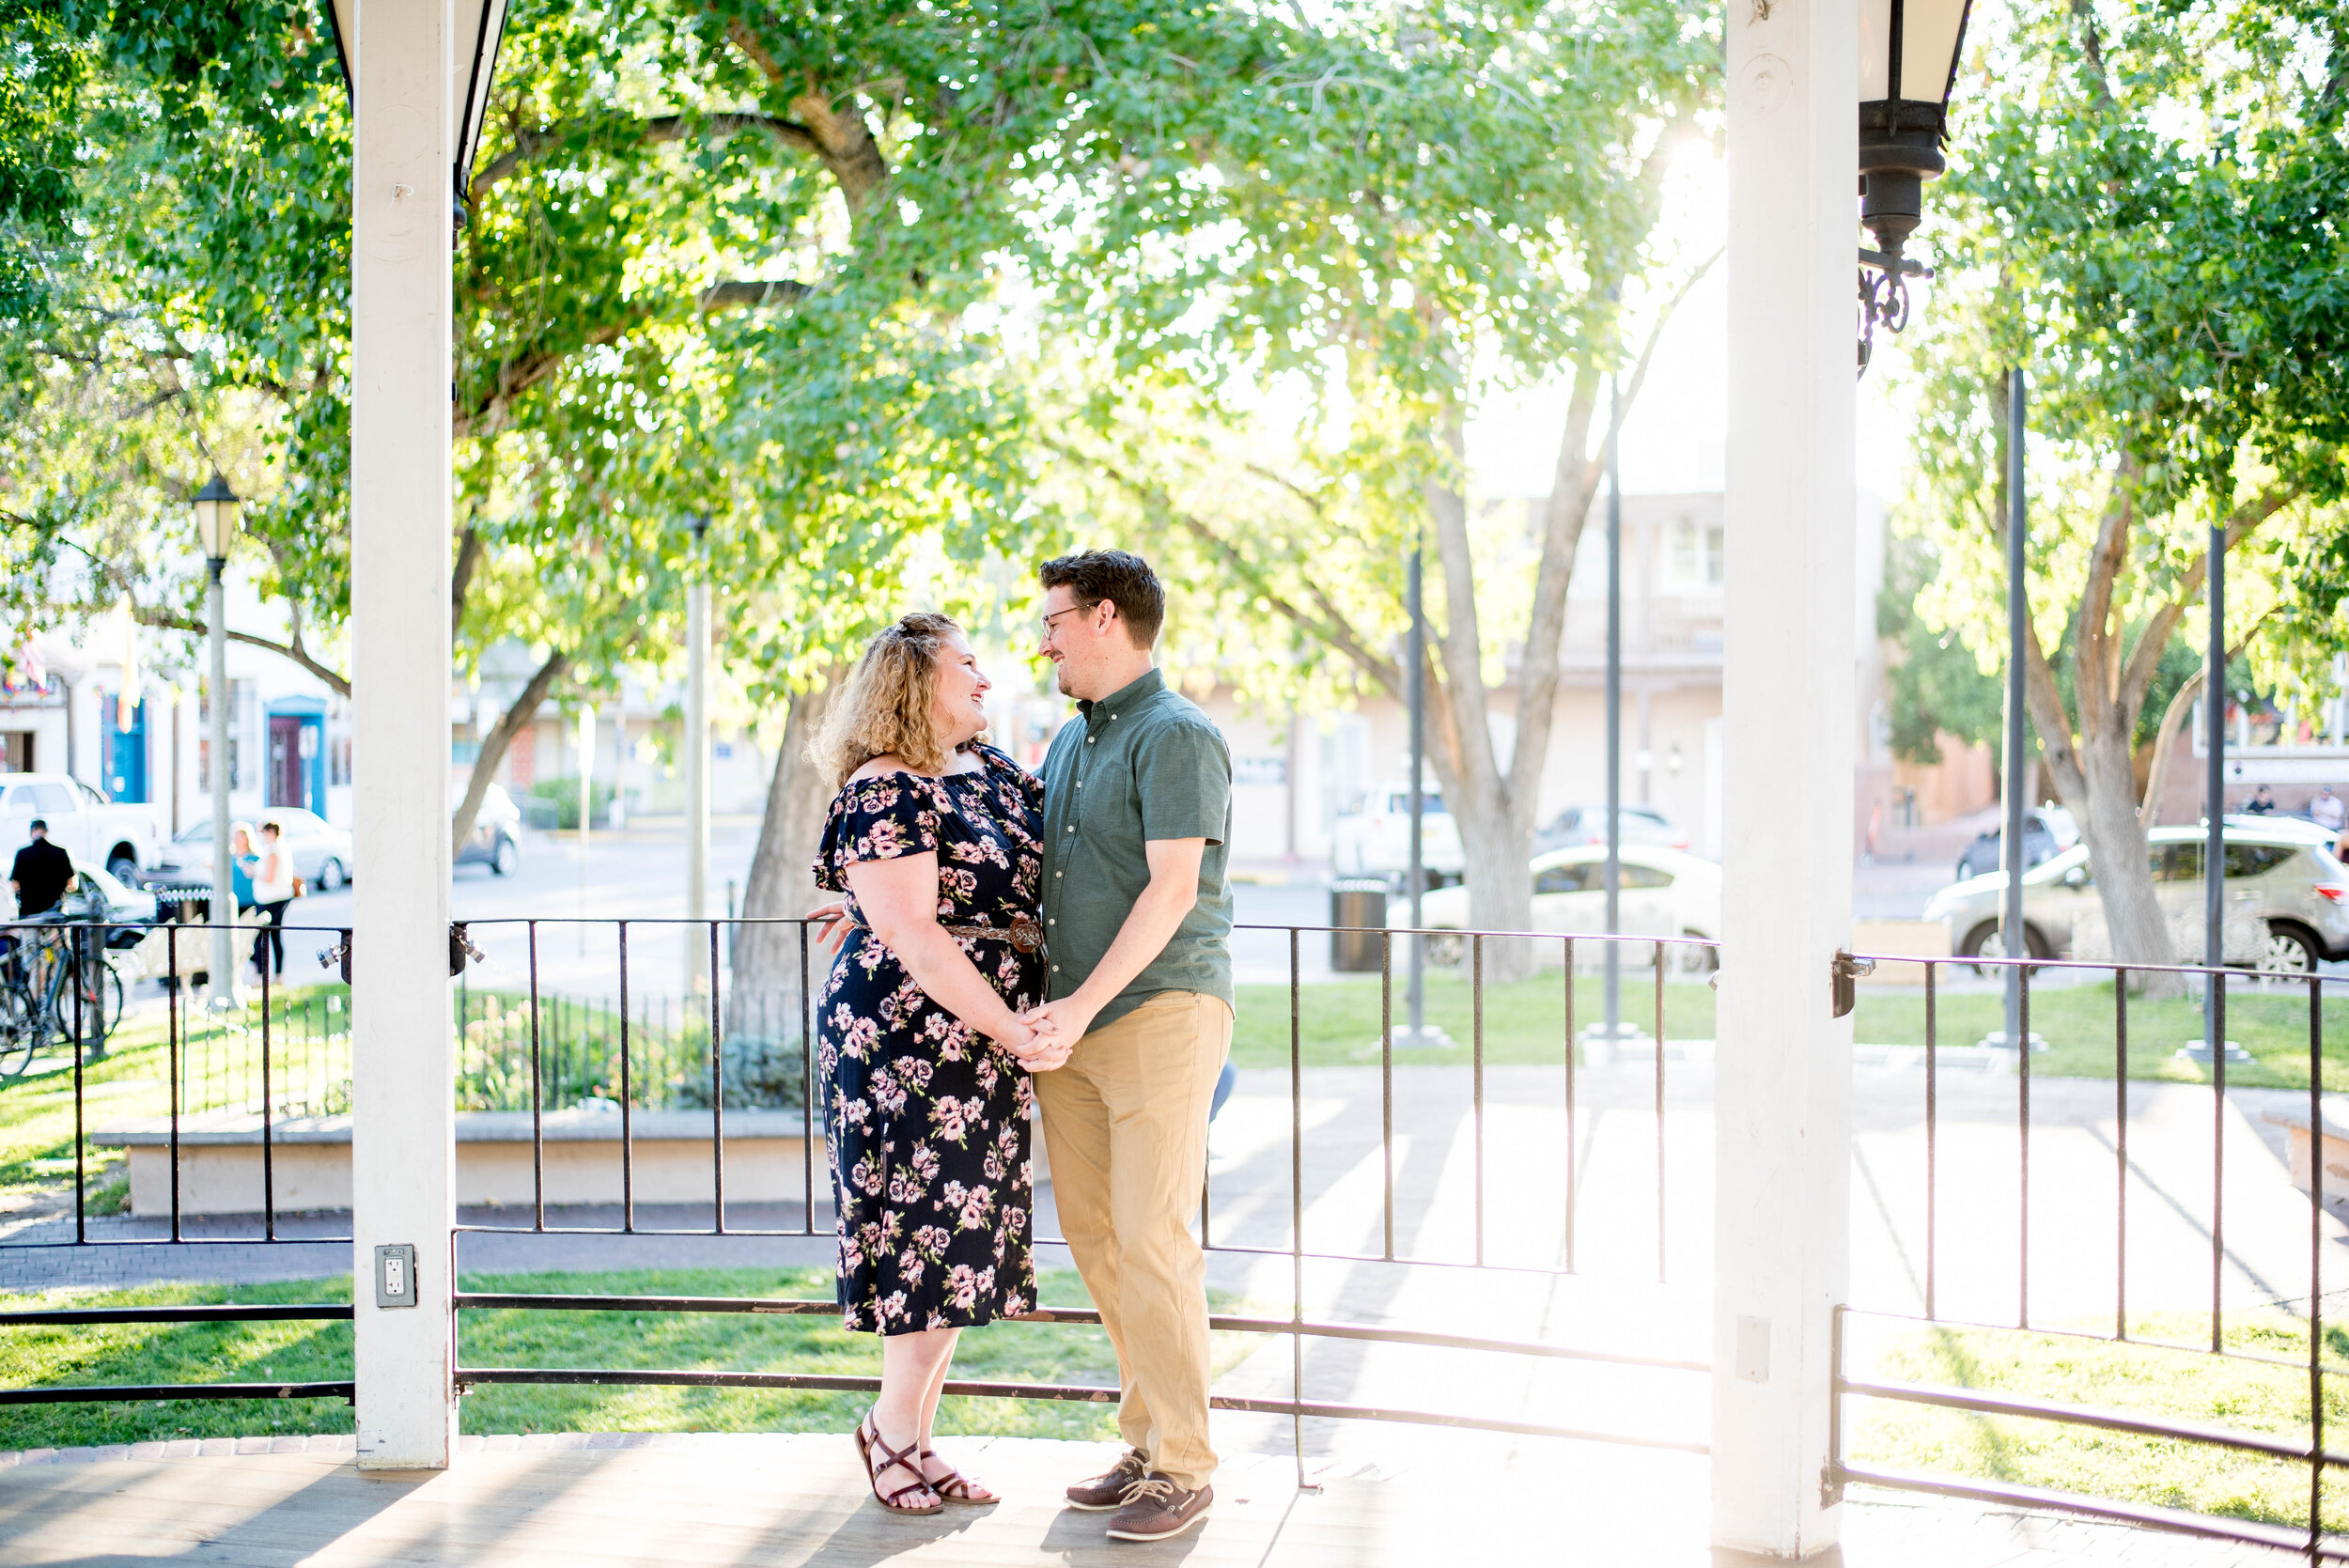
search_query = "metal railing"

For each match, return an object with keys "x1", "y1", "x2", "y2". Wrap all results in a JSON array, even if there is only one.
[
  {"x1": 1828, "y1": 948, "x2": 2348, "y2": 1560},
  {"x1": 447, "y1": 916, "x2": 1719, "y2": 1469},
  {"x1": 0, "y1": 913, "x2": 356, "y2": 1411}
]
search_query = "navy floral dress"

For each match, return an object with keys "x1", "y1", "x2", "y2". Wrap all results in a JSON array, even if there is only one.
[{"x1": 813, "y1": 742, "x2": 1044, "y2": 1333}]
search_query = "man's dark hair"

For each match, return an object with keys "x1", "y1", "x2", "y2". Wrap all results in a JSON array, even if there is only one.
[
  {"x1": 1039, "y1": 550, "x2": 1166, "y2": 649},
  {"x1": 26, "y1": 819, "x2": 45, "y2": 833}
]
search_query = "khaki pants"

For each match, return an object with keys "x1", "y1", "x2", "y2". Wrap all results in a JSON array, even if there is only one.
[{"x1": 1032, "y1": 990, "x2": 1232, "y2": 1492}]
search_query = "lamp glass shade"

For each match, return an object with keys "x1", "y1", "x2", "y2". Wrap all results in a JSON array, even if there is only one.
[
  {"x1": 1859, "y1": 0, "x2": 1971, "y2": 105},
  {"x1": 192, "y1": 474, "x2": 241, "y2": 561}
]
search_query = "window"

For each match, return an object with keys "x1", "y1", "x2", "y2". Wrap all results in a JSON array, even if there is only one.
[
  {"x1": 330, "y1": 735, "x2": 352, "y2": 786},
  {"x1": 1621, "y1": 863, "x2": 1674, "y2": 890},
  {"x1": 2153, "y1": 844, "x2": 2203, "y2": 882},
  {"x1": 28, "y1": 783, "x2": 71, "y2": 815},
  {"x1": 2225, "y1": 844, "x2": 2296, "y2": 877},
  {"x1": 1533, "y1": 863, "x2": 1589, "y2": 895},
  {"x1": 1669, "y1": 518, "x2": 1725, "y2": 588}
]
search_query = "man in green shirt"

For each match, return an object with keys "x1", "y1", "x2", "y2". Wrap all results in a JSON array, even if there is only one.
[{"x1": 1020, "y1": 550, "x2": 1232, "y2": 1543}]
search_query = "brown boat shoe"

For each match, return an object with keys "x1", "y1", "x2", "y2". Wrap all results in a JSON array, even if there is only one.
[
  {"x1": 1066, "y1": 1449, "x2": 1150, "y2": 1511},
  {"x1": 1105, "y1": 1473, "x2": 1213, "y2": 1542}
]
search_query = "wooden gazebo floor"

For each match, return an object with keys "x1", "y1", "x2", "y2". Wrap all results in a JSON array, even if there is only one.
[{"x1": 0, "y1": 1431, "x2": 2293, "y2": 1566}]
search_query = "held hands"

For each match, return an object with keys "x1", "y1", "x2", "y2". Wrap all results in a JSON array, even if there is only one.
[
  {"x1": 997, "y1": 1015, "x2": 1071, "y2": 1073},
  {"x1": 1013, "y1": 995, "x2": 1099, "y2": 1072}
]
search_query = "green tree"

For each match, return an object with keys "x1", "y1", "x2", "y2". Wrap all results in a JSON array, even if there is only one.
[
  {"x1": 1045, "y1": 0, "x2": 1719, "y2": 972},
  {"x1": 1901, "y1": 0, "x2": 2349, "y2": 982}
]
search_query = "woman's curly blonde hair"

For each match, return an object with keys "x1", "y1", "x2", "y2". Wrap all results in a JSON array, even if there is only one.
[{"x1": 810, "y1": 613, "x2": 975, "y2": 787}]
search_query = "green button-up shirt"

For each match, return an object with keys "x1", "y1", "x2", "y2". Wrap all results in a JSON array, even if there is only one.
[{"x1": 1036, "y1": 667, "x2": 1234, "y2": 1032}]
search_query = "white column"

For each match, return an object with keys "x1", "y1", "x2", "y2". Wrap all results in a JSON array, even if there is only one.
[
  {"x1": 350, "y1": 0, "x2": 456, "y2": 1472},
  {"x1": 1713, "y1": 0, "x2": 1857, "y2": 1556}
]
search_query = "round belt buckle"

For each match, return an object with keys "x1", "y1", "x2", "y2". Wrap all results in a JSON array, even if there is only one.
[{"x1": 1009, "y1": 917, "x2": 1044, "y2": 955}]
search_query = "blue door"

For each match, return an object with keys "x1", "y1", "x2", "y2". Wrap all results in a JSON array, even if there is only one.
[{"x1": 103, "y1": 694, "x2": 148, "y2": 802}]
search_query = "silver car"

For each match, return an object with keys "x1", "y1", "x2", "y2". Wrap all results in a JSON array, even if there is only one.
[{"x1": 1923, "y1": 823, "x2": 2349, "y2": 974}]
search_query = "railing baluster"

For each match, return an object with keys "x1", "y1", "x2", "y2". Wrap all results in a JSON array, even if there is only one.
[
  {"x1": 168, "y1": 925, "x2": 182, "y2": 1243},
  {"x1": 1655, "y1": 939, "x2": 1667, "y2": 1285},
  {"x1": 1380, "y1": 929, "x2": 1392, "y2": 1263},
  {"x1": 2212, "y1": 964, "x2": 2226, "y2": 1355},
  {"x1": 1290, "y1": 924, "x2": 1307, "y2": 1489},
  {"x1": 2018, "y1": 956, "x2": 2030, "y2": 1331},
  {"x1": 619, "y1": 921, "x2": 633, "y2": 1234},
  {"x1": 2310, "y1": 971, "x2": 2324, "y2": 1562},
  {"x1": 711, "y1": 920, "x2": 726, "y2": 1234},
  {"x1": 261, "y1": 956, "x2": 274, "y2": 1240},
  {"x1": 801, "y1": 919, "x2": 815, "y2": 1239},
  {"x1": 1924, "y1": 959, "x2": 1937, "y2": 1319},
  {"x1": 2115, "y1": 967, "x2": 2128, "y2": 1341},
  {"x1": 1471, "y1": 933, "x2": 1485, "y2": 1269},
  {"x1": 529, "y1": 921, "x2": 544, "y2": 1233},
  {"x1": 71, "y1": 927, "x2": 86, "y2": 1245},
  {"x1": 1563, "y1": 936, "x2": 1576, "y2": 1275}
]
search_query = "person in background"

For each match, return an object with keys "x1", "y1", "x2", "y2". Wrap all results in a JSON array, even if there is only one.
[
  {"x1": 248, "y1": 819, "x2": 296, "y2": 980},
  {"x1": 229, "y1": 823, "x2": 257, "y2": 916},
  {"x1": 8, "y1": 819, "x2": 72, "y2": 921},
  {"x1": 2245, "y1": 783, "x2": 2279, "y2": 815},
  {"x1": 2312, "y1": 784, "x2": 2346, "y2": 836}
]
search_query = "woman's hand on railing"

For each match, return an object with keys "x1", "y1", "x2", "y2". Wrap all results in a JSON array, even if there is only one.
[{"x1": 805, "y1": 900, "x2": 850, "y2": 955}]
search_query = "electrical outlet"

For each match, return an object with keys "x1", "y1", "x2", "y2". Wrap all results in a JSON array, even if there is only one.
[{"x1": 374, "y1": 1243, "x2": 418, "y2": 1309}]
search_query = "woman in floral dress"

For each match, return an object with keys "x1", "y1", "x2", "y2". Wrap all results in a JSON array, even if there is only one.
[{"x1": 809, "y1": 612, "x2": 1069, "y2": 1515}]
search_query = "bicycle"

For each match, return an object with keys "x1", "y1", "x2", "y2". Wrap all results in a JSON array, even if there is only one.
[{"x1": 0, "y1": 921, "x2": 125, "y2": 1081}]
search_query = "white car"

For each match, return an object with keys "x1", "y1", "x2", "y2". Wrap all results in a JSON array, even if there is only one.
[
  {"x1": 1922, "y1": 822, "x2": 2349, "y2": 973},
  {"x1": 1407, "y1": 843, "x2": 1721, "y2": 970},
  {"x1": 154, "y1": 807, "x2": 355, "y2": 892},
  {"x1": 0, "y1": 774, "x2": 163, "y2": 882},
  {"x1": 1330, "y1": 784, "x2": 1464, "y2": 885}
]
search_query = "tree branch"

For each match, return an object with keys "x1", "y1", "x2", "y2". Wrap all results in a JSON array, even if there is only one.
[
  {"x1": 2115, "y1": 487, "x2": 2297, "y2": 717},
  {"x1": 1063, "y1": 440, "x2": 1401, "y2": 691},
  {"x1": 132, "y1": 606, "x2": 351, "y2": 696},
  {"x1": 451, "y1": 647, "x2": 572, "y2": 849},
  {"x1": 2135, "y1": 617, "x2": 2266, "y2": 827},
  {"x1": 468, "y1": 112, "x2": 818, "y2": 202}
]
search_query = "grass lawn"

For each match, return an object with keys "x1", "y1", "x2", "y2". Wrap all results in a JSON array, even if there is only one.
[
  {"x1": 0, "y1": 1267, "x2": 1259, "y2": 1452},
  {"x1": 1230, "y1": 970, "x2": 1716, "y2": 1069},
  {"x1": 1845, "y1": 977, "x2": 2349, "y2": 1090},
  {"x1": 1849, "y1": 1312, "x2": 2344, "y2": 1533},
  {"x1": 1228, "y1": 971, "x2": 2349, "y2": 1089}
]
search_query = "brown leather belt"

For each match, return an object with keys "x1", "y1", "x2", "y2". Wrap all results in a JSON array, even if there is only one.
[{"x1": 848, "y1": 914, "x2": 1047, "y2": 957}]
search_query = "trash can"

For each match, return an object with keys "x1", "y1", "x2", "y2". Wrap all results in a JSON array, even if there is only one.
[{"x1": 1330, "y1": 878, "x2": 1392, "y2": 972}]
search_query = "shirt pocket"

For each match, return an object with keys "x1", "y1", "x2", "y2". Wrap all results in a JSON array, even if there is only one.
[{"x1": 1071, "y1": 754, "x2": 1133, "y2": 838}]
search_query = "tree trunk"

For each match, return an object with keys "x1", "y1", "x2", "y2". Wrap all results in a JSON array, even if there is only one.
[
  {"x1": 2137, "y1": 668, "x2": 2202, "y2": 830},
  {"x1": 2065, "y1": 722, "x2": 2181, "y2": 980},
  {"x1": 728, "y1": 673, "x2": 846, "y2": 1055},
  {"x1": 452, "y1": 649, "x2": 571, "y2": 851}
]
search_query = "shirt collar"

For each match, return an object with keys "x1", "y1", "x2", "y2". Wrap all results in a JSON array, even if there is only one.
[{"x1": 1078, "y1": 666, "x2": 1164, "y2": 727}]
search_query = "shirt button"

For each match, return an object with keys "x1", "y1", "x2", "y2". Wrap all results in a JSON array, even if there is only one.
[
  {"x1": 1087, "y1": 737, "x2": 1095, "y2": 745},
  {"x1": 1051, "y1": 964, "x2": 1061, "y2": 972},
  {"x1": 1066, "y1": 826, "x2": 1073, "y2": 832},
  {"x1": 1048, "y1": 918, "x2": 1055, "y2": 925},
  {"x1": 1055, "y1": 871, "x2": 1063, "y2": 877}
]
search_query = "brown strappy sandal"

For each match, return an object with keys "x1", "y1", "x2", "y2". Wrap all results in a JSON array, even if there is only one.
[
  {"x1": 920, "y1": 1446, "x2": 999, "y2": 1505},
  {"x1": 854, "y1": 1411, "x2": 942, "y2": 1515}
]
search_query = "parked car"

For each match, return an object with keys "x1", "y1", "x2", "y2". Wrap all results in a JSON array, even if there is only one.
[
  {"x1": 1408, "y1": 843, "x2": 1721, "y2": 970},
  {"x1": 1533, "y1": 802, "x2": 1690, "y2": 854},
  {"x1": 1952, "y1": 805, "x2": 2079, "y2": 881},
  {"x1": 1923, "y1": 823, "x2": 2349, "y2": 974},
  {"x1": 456, "y1": 784, "x2": 523, "y2": 877},
  {"x1": 0, "y1": 774, "x2": 163, "y2": 883},
  {"x1": 1330, "y1": 784, "x2": 1463, "y2": 885},
  {"x1": 151, "y1": 807, "x2": 355, "y2": 893}
]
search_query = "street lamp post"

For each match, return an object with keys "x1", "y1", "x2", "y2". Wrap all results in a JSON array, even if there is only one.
[
  {"x1": 685, "y1": 515, "x2": 711, "y2": 999},
  {"x1": 192, "y1": 474, "x2": 241, "y2": 1004}
]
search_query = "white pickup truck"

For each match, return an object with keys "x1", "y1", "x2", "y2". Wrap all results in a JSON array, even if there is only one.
[{"x1": 0, "y1": 774, "x2": 164, "y2": 884}]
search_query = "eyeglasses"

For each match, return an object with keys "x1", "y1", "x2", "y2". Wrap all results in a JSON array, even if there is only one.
[{"x1": 1039, "y1": 605, "x2": 1087, "y2": 638}]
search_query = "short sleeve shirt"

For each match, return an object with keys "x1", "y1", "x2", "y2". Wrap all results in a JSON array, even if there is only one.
[{"x1": 1036, "y1": 668, "x2": 1233, "y2": 1031}]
